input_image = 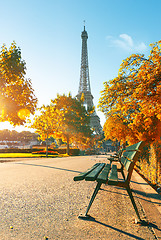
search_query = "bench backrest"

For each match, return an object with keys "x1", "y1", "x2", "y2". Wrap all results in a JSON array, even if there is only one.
[
  {"x1": 120, "y1": 141, "x2": 144, "y2": 182},
  {"x1": 124, "y1": 141, "x2": 143, "y2": 152}
]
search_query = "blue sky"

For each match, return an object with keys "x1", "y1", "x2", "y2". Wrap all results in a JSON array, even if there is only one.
[{"x1": 0, "y1": 0, "x2": 161, "y2": 131}]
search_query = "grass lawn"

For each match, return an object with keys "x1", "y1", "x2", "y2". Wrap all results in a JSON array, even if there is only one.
[{"x1": 0, "y1": 153, "x2": 68, "y2": 158}]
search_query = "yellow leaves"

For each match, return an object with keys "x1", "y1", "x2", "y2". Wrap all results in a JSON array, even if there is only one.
[
  {"x1": 80, "y1": 92, "x2": 85, "y2": 102},
  {"x1": 31, "y1": 94, "x2": 92, "y2": 147},
  {"x1": 18, "y1": 108, "x2": 30, "y2": 120},
  {"x1": 157, "y1": 113, "x2": 161, "y2": 120},
  {"x1": 144, "y1": 117, "x2": 152, "y2": 128},
  {"x1": 0, "y1": 41, "x2": 37, "y2": 125},
  {"x1": 103, "y1": 115, "x2": 131, "y2": 144},
  {"x1": 99, "y1": 39, "x2": 161, "y2": 144}
]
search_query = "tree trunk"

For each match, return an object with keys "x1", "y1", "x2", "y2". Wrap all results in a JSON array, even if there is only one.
[
  {"x1": 46, "y1": 134, "x2": 49, "y2": 158},
  {"x1": 66, "y1": 135, "x2": 70, "y2": 155}
]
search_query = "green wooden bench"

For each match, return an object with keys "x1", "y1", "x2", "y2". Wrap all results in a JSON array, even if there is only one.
[
  {"x1": 107, "y1": 141, "x2": 143, "y2": 164},
  {"x1": 73, "y1": 141, "x2": 145, "y2": 223},
  {"x1": 108, "y1": 146, "x2": 124, "y2": 160},
  {"x1": 108, "y1": 141, "x2": 144, "y2": 181}
]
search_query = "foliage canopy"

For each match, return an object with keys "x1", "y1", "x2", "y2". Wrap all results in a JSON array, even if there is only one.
[
  {"x1": 99, "y1": 40, "x2": 161, "y2": 144},
  {"x1": 0, "y1": 42, "x2": 37, "y2": 125},
  {"x1": 31, "y1": 94, "x2": 93, "y2": 154}
]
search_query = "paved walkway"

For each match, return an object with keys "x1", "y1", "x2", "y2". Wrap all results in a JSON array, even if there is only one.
[{"x1": 0, "y1": 156, "x2": 160, "y2": 239}]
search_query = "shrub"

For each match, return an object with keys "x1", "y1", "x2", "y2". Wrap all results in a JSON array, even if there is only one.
[
  {"x1": 0, "y1": 148, "x2": 32, "y2": 153},
  {"x1": 32, "y1": 147, "x2": 80, "y2": 156},
  {"x1": 136, "y1": 141, "x2": 161, "y2": 185}
]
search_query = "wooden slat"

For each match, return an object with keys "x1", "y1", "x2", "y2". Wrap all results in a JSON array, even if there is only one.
[
  {"x1": 120, "y1": 156, "x2": 131, "y2": 171},
  {"x1": 97, "y1": 164, "x2": 111, "y2": 183},
  {"x1": 73, "y1": 163, "x2": 100, "y2": 181},
  {"x1": 108, "y1": 149, "x2": 123, "y2": 161},
  {"x1": 123, "y1": 151, "x2": 136, "y2": 161},
  {"x1": 108, "y1": 156, "x2": 119, "y2": 162},
  {"x1": 108, "y1": 165, "x2": 118, "y2": 184},
  {"x1": 125, "y1": 141, "x2": 143, "y2": 151},
  {"x1": 85, "y1": 163, "x2": 106, "y2": 181}
]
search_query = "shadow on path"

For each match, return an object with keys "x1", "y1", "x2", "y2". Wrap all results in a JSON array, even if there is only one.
[
  {"x1": 133, "y1": 189, "x2": 161, "y2": 201},
  {"x1": 131, "y1": 180, "x2": 147, "y2": 186},
  {"x1": 100, "y1": 187, "x2": 161, "y2": 205},
  {"x1": 79, "y1": 216, "x2": 155, "y2": 240},
  {"x1": 14, "y1": 162, "x2": 82, "y2": 174}
]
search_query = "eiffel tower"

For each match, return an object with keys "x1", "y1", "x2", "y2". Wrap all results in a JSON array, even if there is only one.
[{"x1": 76, "y1": 24, "x2": 102, "y2": 134}]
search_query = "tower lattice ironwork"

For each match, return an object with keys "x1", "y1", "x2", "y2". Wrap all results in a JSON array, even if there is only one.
[{"x1": 76, "y1": 25, "x2": 102, "y2": 134}]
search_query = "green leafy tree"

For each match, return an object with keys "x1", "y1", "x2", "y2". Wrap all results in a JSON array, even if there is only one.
[{"x1": 0, "y1": 42, "x2": 37, "y2": 125}]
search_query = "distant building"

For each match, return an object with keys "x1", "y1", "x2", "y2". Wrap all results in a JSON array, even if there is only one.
[{"x1": 103, "y1": 139, "x2": 120, "y2": 153}]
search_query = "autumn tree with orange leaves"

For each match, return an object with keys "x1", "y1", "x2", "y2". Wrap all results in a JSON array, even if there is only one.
[
  {"x1": 32, "y1": 94, "x2": 93, "y2": 155},
  {"x1": 31, "y1": 104, "x2": 56, "y2": 157},
  {"x1": 99, "y1": 40, "x2": 161, "y2": 145},
  {"x1": 0, "y1": 42, "x2": 37, "y2": 125}
]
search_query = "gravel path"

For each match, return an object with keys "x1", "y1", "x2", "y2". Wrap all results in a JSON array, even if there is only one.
[{"x1": 0, "y1": 156, "x2": 157, "y2": 239}]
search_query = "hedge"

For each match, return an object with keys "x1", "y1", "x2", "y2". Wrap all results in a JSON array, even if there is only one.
[
  {"x1": 0, "y1": 147, "x2": 80, "y2": 156},
  {"x1": 32, "y1": 146, "x2": 80, "y2": 156},
  {"x1": 0, "y1": 148, "x2": 32, "y2": 153}
]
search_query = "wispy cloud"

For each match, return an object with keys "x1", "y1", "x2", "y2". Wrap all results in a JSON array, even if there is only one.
[{"x1": 106, "y1": 34, "x2": 147, "y2": 52}]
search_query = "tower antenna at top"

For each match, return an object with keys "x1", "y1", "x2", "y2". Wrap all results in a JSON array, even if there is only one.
[{"x1": 83, "y1": 20, "x2": 85, "y2": 30}]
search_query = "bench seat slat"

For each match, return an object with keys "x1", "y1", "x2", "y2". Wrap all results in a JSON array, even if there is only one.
[
  {"x1": 73, "y1": 163, "x2": 100, "y2": 181},
  {"x1": 97, "y1": 164, "x2": 111, "y2": 183},
  {"x1": 85, "y1": 163, "x2": 106, "y2": 181},
  {"x1": 108, "y1": 156, "x2": 119, "y2": 162},
  {"x1": 108, "y1": 165, "x2": 118, "y2": 185}
]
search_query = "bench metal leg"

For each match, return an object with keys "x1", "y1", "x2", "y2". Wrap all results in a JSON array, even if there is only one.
[
  {"x1": 126, "y1": 186, "x2": 142, "y2": 222},
  {"x1": 121, "y1": 166, "x2": 126, "y2": 180},
  {"x1": 79, "y1": 182, "x2": 102, "y2": 219}
]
